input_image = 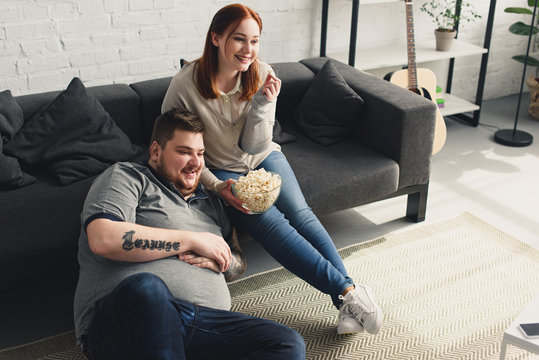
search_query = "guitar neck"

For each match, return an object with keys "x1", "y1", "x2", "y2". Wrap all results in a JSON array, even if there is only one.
[{"x1": 405, "y1": 0, "x2": 418, "y2": 90}]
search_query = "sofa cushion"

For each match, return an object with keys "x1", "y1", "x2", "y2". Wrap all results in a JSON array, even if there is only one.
[
  {"x1": 14, "y1": 85, "x2": 143, "y2": 145},
  {"x1": 272, "y1": 62, "x2": 314, "y2": 127},
  {"x1": 4, "y1": 77, "x2": 143, "y2": 185},
  {"x1": 0, "y1": 90, "x2": 36, "y2": 189},
  {"x1": 295, "y1": 60, "x2": 364, "y2": 146},
  {"x1": 281, "y1": 134, "x2": 398, "y2": 215},
  {"x1": 130, "y1": 77, "x2": 172, "y2": 145},
  {"x1": 0, "y1": 173, "x2": 94, "y2": 292}
]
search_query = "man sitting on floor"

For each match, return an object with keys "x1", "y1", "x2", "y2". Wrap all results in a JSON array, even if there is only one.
[{"x1": 73, "y1": 108, "x2": 305, "y2": 359}]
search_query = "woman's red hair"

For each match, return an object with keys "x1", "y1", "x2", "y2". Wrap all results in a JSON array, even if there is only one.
[{"x1": 195, "y1": 4, "x2": 262, "y2": 101}]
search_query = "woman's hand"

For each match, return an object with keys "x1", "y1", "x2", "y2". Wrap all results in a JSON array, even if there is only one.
[
  {"x1": 178, "y1": 251, "x2": 221, "y2": 273},
  {"x1": 262, "y1": 73, "x2": 281, "y2": 102},
  {"x1": 219, "y1": 179, "x2": 251, "y2": 214}
]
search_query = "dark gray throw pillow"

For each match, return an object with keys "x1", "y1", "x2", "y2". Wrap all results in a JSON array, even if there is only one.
[
  {"x1": 0, "y1": 89, "x2": 25, "y2": 142},
  {"x1": 0, "y1": 137, "x2": 36, "y2": 190},
  {"x1": 273, "y1": 118, "x2": 296, "y2": 145},
  {"x1": 295, "y1": 60, "x2": 364, "y2": 146},
  {"x1": 0, "y1": 90, "x2": 36, "y2": 189},
  {"x1": 4, "y1": 77, "x2": 142, "y2": 185}
]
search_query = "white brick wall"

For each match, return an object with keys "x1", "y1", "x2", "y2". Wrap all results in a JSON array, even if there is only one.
[{"x1": 0, "y1": 0, "x2": 532, "y2": 103}]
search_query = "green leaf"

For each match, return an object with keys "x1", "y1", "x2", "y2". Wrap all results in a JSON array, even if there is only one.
[
  {"x1": 509, "y1": 21, "x2": 539, "y2": 35},
  {"x1": 529, "y1": 0, "x2": 538, "y2": 7},
  {"x1": 505, "y1": 7, "x2": 533, "y2": 15},
  {"x1": 512, "y1": 55, "x2": 539, "y2": 67}
]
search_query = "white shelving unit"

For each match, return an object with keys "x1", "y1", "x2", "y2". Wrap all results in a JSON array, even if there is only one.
[
  {"x1": 361, "y1": 0, "x2": 399, "y2": 4},
  {"x1": 320, "y1": 0, "x2": 496, "y2": 123},
  {"x1": 438, "y1": 93, "x2": 480, "y2": 117},
  {"x1": 328, "y1": 40, "x2": 487, "y2": 116},
  {"x1": 329, "y1": 40, "x2": 487, "y2": 71}
]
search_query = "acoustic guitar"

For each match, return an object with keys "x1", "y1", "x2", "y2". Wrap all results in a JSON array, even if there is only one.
[{"x1": 387, "y1": 0, "x2": 446, "y2": 155}]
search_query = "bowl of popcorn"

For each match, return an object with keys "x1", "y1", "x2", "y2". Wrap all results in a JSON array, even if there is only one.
[{"x1": 231, "y1": 169, "x2": 282, "y2": 214}]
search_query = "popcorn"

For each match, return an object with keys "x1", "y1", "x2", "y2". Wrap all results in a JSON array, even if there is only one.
[{"x1": 232, "y1": 169, "x2": 282, "y2": 213}]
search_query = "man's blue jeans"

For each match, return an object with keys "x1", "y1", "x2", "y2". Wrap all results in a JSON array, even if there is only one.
[
  {"x1": 212, "y1": 151, "x2": 354, "y2": 307},
  {"x1": 85, "y1": 273, "x2": 305, "y2": 360}
]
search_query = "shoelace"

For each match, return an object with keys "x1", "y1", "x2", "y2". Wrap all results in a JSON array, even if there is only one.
[{"x1": 339, "y1": 295, "x2": 365, "y2": 325}]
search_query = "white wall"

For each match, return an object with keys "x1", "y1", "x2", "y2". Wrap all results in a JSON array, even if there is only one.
[{"x1": 0, "y1": 0, "x2": 534, "y2": 102}]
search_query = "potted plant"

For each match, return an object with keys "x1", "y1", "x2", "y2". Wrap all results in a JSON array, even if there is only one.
[
  {"x1": 420, "y1": 0, "x2": 482, "y2": 51},
  {"x1": 505, "y1": 0, "x2": 539, "y2": 120}
]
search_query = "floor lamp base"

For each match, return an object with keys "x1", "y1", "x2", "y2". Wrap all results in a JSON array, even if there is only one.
[{"x1": 494, "y1": 129, "x2": 533, "y2": 147}]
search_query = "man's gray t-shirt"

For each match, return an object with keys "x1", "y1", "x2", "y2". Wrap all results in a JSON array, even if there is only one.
[{"x1": 74, "y1": 162, "x2": 233, "y2": 344}]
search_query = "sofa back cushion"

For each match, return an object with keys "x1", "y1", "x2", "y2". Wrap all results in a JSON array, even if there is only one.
[
  {"x1": 271, "y1": 62, "x2": 314, "y2": 128},
  {"x1": 130, "y1": 77, "x2": 172, "y2": 145},
  {"x1": 129, "y1": 63, "x2": 315, "y2": 146}
]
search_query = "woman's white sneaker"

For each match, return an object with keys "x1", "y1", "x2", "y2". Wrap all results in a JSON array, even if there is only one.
[
  {"x1": 337, "y1": 301, "x2": 364, "y2": 334},
  {"x1": 338, "y1": 284, "x2": 382, "y2": 335}
]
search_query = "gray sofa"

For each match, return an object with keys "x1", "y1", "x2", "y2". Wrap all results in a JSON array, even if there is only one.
[{"x1": 0, "y1": 57, "x2": 435, "y2": 300}]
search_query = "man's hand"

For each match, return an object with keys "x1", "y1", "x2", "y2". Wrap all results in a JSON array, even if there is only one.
[
  {"x1": 262, "y1": 73, "x2": 281, "y2": 102},
  {"x1": 187, "y1": 232, "x2": 231, "y2": 272},
  {"x1": 179, "y1": 225, "x2": 246, "y2": 283},
  {"x1": 219, "y1": 179, "x2": 251, "y2": 214}
]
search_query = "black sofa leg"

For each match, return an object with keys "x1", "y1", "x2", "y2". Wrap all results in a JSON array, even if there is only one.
[{"x1": 406, "y1": 182, "x2": 429, "y2": 223}]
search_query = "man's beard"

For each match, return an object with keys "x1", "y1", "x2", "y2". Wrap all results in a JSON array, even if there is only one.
[
  {"x1": 177, "y1": 176, "x2": 199, "y2": 197},
  {"x1": 156, "y1": 162, "x2": 200, "y2": 197}
]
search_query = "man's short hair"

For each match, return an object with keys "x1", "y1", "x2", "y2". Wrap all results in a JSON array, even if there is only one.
[{"x1": 150, "y1": 108, "x2": 205, "y2": 147}]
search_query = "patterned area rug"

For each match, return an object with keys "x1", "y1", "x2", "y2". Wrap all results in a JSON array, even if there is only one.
[{"x1": 1, "y1": 212, "x2": 538, "y2": 360}]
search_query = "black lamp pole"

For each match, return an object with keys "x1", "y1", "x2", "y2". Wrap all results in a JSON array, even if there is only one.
[{"x1": 494, "y1": 0, "x2": 536, "y2": 147}]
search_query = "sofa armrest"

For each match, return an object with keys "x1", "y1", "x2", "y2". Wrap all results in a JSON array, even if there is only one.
[{"x1": 299, "y1": 57, "x2": 436, "y2": 189}]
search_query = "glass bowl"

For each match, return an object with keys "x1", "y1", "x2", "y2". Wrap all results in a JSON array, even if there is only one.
[{"x1": 231, "y1": 171, "x2": 282, "y2": 214}]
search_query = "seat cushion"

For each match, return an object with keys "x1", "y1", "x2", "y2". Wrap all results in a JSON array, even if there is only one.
[
  {"x1": 0, "y1": 174, "x2": 94, "y2": 292},
  {"x1": 281, "y1": 135, "x2": 399, "y2": 215}
]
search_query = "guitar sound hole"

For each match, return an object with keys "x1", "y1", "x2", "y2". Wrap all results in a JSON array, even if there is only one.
[{"x1": 409, "y1": 87, "x2": 433, "y2": 101}]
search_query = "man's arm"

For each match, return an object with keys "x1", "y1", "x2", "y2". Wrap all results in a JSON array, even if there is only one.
[
  {"x1": 177, "y1": 227, "x2": 246, "y2": 282},
  {"x1": 86, "y1": 218, "x2": 231, "y2": 272}
]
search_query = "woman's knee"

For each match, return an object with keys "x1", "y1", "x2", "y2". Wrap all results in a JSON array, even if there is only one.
[{"x1": 250, "y1": 208, "x2": 296, "y2": 243}]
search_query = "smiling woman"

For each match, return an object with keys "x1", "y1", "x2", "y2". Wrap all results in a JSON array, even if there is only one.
[
  {"x1": 195, "y1": 4, "x2": 264, "y2": 101},
  {"x1": 211, "y1": 17, "x2": 260, "y2": 92},
  {"x1": 161, "y1": 3, "x2": 383, "y2": 337}
]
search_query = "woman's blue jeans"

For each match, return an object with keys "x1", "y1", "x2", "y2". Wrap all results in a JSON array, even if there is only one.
[
  {"x1": 212, "y1": 151, "x2": 354, "y2": 308},
  {"x1": 85, "y1": 273, "x2": 305, "y2": 360}
]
